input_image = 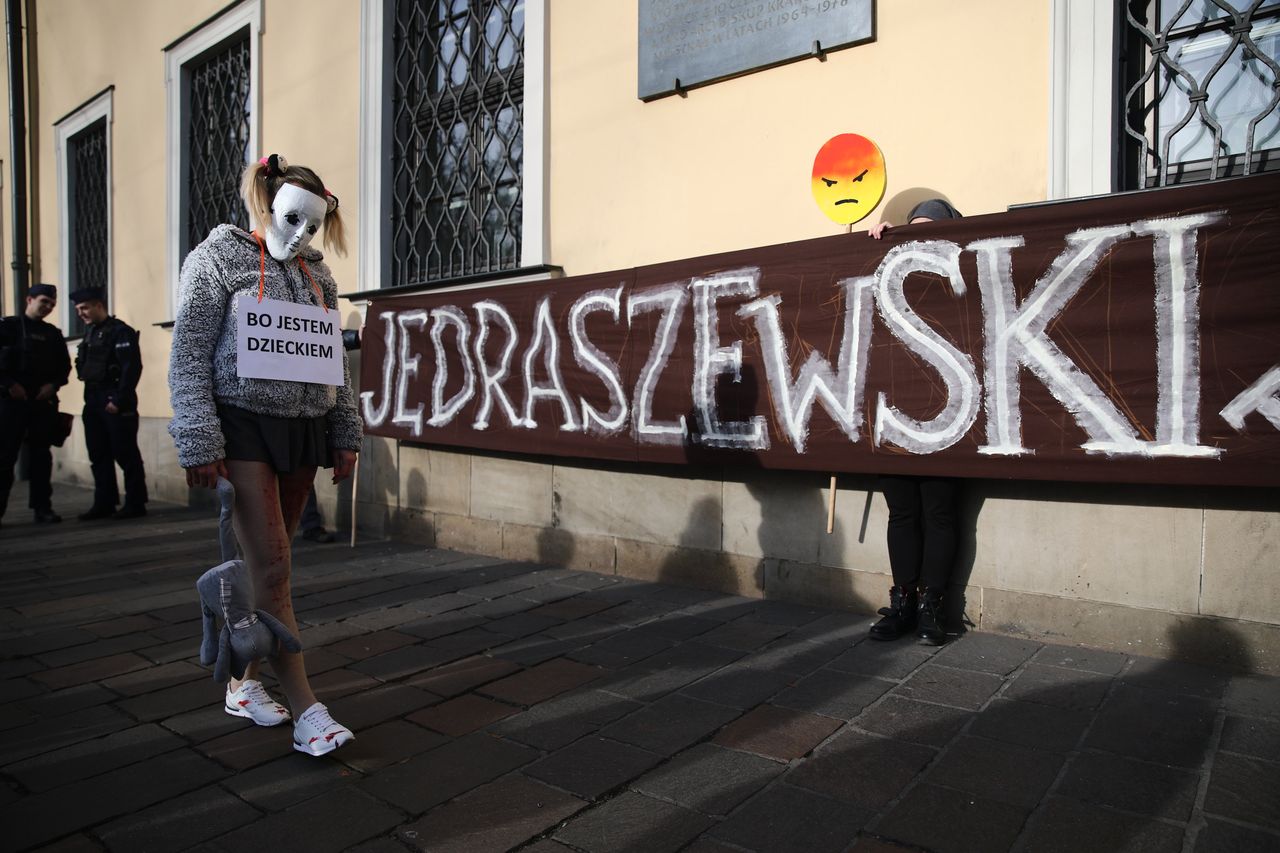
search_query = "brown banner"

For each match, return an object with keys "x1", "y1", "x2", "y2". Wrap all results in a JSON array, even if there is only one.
[{"x1": 359, "y1": 175, "x2": 1280, "y2": 487}]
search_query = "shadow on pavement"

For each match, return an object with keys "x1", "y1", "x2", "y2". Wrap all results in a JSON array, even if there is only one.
[{"x1": 0, "y1": 488, "x2": 1277, "y2": 852}]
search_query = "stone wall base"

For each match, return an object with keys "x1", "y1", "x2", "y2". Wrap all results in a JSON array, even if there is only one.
[{"x1": 387, "y1": 507, "x2": 1280, "y2": 676}]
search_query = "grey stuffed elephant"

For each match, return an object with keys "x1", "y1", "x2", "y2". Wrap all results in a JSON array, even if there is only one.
[{"x1": 196, "y1": 477, "x2": 302, "y2": 682}]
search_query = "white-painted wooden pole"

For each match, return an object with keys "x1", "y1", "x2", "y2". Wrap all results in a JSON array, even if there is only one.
[
  {"x1": 826, "y1": 475, "x2": 837, "y2": 534},
  {"x1": 349, "y1": 454, "x2": 360, "y2": 548}
]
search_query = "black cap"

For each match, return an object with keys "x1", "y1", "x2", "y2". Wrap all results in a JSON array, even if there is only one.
[
  {"x1": 28, "y1": 283, "x2": 57, "y2": 299},
  {"x1": 907, "y1": 199, "x2": 963, "y2": 221},
  {"x1": 70, "y1": 287, "x2": 106, "y2": 305}
]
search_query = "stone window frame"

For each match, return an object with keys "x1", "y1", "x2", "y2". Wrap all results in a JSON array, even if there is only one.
[
  {"x1": 357, "y1": 0, "x2": 550, "y2": 295},
  {"x1": 54, "y1": 86, "x2": 114, "y2": 336},
  {"x1": 163, "y1": 0, "x2": 262, "y2": 318}
]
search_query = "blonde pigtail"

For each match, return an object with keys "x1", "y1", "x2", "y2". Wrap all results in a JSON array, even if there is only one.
[
  {"x1": 322, "y1": 206, "x2": 348, "y2": 257},
  {"x1": 242, "y1": 155, "x2": 345, "y2": 256},
  {"x1": 240, "y1": 160, "x2": 274, "y2": 232}
]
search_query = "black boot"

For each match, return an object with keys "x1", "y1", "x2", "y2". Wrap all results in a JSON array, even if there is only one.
[
  {"x1": 78, "y1": 505, "x2": 115, "y2": 521},
  {"x1": 869, "y1": 586, "x2": 918, "y2": 641},
  {"x1": 918, "y1": 589, "x2": 946, "y2": 645}
]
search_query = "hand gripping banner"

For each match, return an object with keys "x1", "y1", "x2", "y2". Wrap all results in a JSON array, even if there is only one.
[{"x1": 360, "y1": 174, "x2": 1280, "y2": 488}]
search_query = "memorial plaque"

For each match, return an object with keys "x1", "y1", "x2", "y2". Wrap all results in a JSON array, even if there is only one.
[{"x1": 638, "y1": 0, "x2": 874, "y2": 100}]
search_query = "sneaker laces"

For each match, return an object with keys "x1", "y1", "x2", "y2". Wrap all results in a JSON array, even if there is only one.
[
  {"x1": 299, "y1": 703, "x2": 343, "y2": 734},
  {"x1": 239, "y1": 680, "x2": 274, "y2": 705}
]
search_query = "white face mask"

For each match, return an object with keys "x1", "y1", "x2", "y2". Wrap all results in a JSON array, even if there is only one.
[{"x1": 264, "y1": 183, "x2": 328, "y2": 261}]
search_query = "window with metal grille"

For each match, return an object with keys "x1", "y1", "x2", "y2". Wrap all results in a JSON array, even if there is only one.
[
  {"x1": 183, "y1": 33, "x2": 251, "y2": 257},
  {"x1": 1117, "y1": 0, "x2": 1280, "y2": 190},
  {"x1": 67, "y1": 118, "x2": 109, "y2": 337},
  {"x1": 389, "y1": 0, "x2": 524, "y2": 287}
]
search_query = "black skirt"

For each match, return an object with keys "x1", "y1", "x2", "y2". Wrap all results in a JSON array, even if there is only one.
[{"x1": 217, "y1": 403, "x2": 331, "y2": 472}]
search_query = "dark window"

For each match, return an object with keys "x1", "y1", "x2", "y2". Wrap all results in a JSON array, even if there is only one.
[
  {"x1": 1117, "y1": 1, "x2": 1280, "y2": 190},
  {"x1": 389, "y1": 0, "x2": 524, "y2": 287},
  {"x1": 183, "y1": 32, "x2": 251, "y2": 258},
  {"x1": 67, "y1": 117, "x2": 109, "y2": 337}
]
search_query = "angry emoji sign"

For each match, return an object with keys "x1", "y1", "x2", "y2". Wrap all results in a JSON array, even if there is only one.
[{"x1": 811, "y1": 133, "x2": 886, "y2": 225}]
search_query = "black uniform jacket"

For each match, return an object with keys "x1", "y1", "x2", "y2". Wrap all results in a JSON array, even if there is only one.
[
  {"x1": 0, "y1": 314, "x2": 71, "y2": 398},
  {"x1": 76, "y1": 317, "x2": 142, "y2": 412}
]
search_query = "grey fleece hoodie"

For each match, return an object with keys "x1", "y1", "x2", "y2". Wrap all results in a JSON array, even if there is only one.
[{"x1": 168, "y1": 224, "x2": 362, "y2": 468}]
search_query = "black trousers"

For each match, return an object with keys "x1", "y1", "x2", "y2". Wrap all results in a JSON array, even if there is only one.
[
  {"x1": 0, "y1": 397, "x2": 57, "y2": 516},
  {"x1": 83, "y1": 387, "x2": 148, "y2": 510},
  {"x1": 881, "y1": 475, "x2": 960, "y2": 591}
]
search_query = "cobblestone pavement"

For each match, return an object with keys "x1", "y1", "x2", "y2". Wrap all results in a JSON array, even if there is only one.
[{"x1": 1, "y1": 486, "x2": 1277, "y2": 853}]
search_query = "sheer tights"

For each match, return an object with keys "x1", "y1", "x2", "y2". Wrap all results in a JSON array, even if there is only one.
[{"x1": 225, "y1": 460, "x2": 318, "y2": 714}]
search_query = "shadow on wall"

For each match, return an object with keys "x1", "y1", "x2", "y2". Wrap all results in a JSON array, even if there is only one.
[
  {"x1": 658, "y1": 368, "x2": 769, "y2": 594},
  {"x1": 1167, "y1": 611, "x2": 1258, "y2": 675},
  {"x1": 657, "y1": 494, "x2": 747, "y2": 593},
  {"x1": 743, "y1": 469, "x2": 843, "y2": 599},
  {"x1": 400, "y1": 467, "x2": 432, "y2": 545},
  {"x1": 537, "y1": 523, "x2": 575, "y2": 569},
  {"x1": 343, "y1": 433, "x2": 396, "y2": 538}
]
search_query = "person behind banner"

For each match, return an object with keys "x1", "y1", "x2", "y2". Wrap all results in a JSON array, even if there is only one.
[
  {"x1": 865, "y1": 198, "x2": 964, "y2": 645},
  {"x1": 0, "y1": 284, "x2": 72, "y2": 528},
  {"x1": 72, "y1": 287, "x2": 148, "y2": 521},
  {"x1": 168, "y1": 153, "x2": 362, "y2": 756}
]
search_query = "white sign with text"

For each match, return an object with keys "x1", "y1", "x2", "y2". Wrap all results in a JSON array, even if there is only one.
[{"x1": 235, "y1": 294, "x2": 343, "y2": 386}]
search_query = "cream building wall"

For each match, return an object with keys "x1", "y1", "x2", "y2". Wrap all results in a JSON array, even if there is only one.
[
  {"x1": 548, "y1": 0, "x2": 1051, "y2": 274},
  {"x1": 3, "y1": 1, "x2": 1276, "y2": 673},
  {"x1": 11, "y1": 0, "x2": 364, "y2": 502}
]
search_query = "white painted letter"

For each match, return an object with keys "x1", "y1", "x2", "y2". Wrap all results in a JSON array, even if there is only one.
[
  {"x1": 739, "y1": 276, "x2": 875, "y2": 452},
  {"x1": 392, "y1": 310, "x2": 429, "y2": 436},
  {"x1": 691, "y1": 269, "x2": 769, "y2": 450},
  {"x1": 521, "y1": 297, "x2": 580, "y2": 431},
  {"x1": 1221, "y1": 365, "x2": 1280, "y2": 431},
  {"x1": 569, "y1": 285, "x2": 629, "y2": 434},
  {"x1": 628, "y1": 284, "x2": 689, "y2": 444},
  {"x1": 969, "y1": 225, "x2": 1144, "y2": 456},
  {"x1": 360, "y1": 310, "x2": 397, "y2": 427},
  {"x1": 471, "y1": 300, "x2": 522, "y2": 430},
  {"x1": 1135, "y1": 212, "x2": 1225, "y2": 457},
  {"x1": 873, "y1": 241, "x2": 980, "y2": 453},
  {"x1": 427, "y1": 306, "x2": 476, "y2": 427}
]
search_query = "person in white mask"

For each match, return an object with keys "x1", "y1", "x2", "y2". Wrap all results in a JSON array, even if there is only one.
[{"x1": 168, "y1": 153, "x2": 361, "y2": 756}]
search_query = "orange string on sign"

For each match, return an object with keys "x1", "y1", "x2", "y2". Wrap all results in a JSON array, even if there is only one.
[
  {"x1": 252, "y1": 231, "x2": 267, "y2": 303},
  {"x1": 249, "y1": 230, "x2": 328, "y2": 313}
]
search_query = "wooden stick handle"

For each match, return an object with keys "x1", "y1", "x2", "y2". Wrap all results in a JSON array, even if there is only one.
[
  {"x1": 826, "y1": 475, "x2": 837, "y2": 534},
  {"x1": 349, "y1": 454, "x2": 360, "y2": 548}
]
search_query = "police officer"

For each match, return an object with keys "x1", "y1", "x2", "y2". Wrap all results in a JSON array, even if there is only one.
[
  {"x1": 0, "y1": 283, "x2": 72, "y2": 526},
  {"x1": 71, "y1": 287, "x2": 148, "y2": 520}
]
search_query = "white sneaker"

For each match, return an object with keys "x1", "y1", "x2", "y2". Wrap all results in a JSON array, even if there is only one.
[
  {"x1": 292, "y1": 702, "x2": 355, "y2": 756},
  {"x1": 224, "y1": 680, "x2": 291, "y2": 727}
]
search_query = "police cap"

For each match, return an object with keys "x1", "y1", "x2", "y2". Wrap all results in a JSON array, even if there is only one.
[
  {"x1": 29, "y1": 283, "x2": 57, "y2": 299},
  {"x1": 70, "y1": 287, "x2": 106, "y2": 305}
]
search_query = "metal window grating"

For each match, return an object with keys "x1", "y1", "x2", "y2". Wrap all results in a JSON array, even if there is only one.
[
  {"x1": 186, "y1": 35, "x2": 251, "y2": 254},
  {"x1": 389, "y1": 0, "x2": 525, "y2": 287},
  {"x1": 68, "y1": 118, "x2": 108, "y2": 336},
  {"x1": 1119, "y1": 0, "x2": 1280, "y2": 189}
]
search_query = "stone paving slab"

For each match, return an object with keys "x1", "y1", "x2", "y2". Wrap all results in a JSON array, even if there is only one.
[{"x1": 1, "y1": 484, "x2": 1278, "y2": 852}]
